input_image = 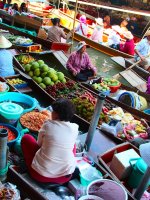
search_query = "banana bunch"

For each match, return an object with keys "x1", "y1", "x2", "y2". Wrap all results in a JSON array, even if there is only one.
[
  {"x1": 17, "y1": 55, "x2": 35, "y2": 65},
  {"x1": 135, "y1": 124, "x2": 146, "y2": 133},
  {"x1": 7, "y1": 78, "x2": 26, "y2": 85}
]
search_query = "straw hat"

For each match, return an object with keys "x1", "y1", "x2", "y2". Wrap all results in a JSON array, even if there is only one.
[
  {"x1": 79, "y1": 15, "x2": 86, "y2": 23},
  {"x1": 76, "y1": 41, "x2": 88, "y2": 51},
  {"x1": 95, "y1": 18, "x2": 103, "y2": 26},
  {"x1": 112, "y1": 25, "x2": 122, "y2": 34},
  {"x1": 123, "y1": 31, "x2": 133, "y2": 40},
  {"x1": 140, "y1": 142, "x2": 150, "y2": 167},
  {"x1": 0, "y1": 36, "x2": 12, "y2": 49},
  {"x1": 145, "y1": 30, "x2": 150, "y2": 37}
]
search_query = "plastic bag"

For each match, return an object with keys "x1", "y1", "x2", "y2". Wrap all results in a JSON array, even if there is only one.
[{"x1": 0, "y1": 182, "x2": 21, "y2": 200}]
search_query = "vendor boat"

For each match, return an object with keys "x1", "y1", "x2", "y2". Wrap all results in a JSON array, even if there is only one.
[{"x1": 98, "y1": 142, "x2": 148, "y2": 200}]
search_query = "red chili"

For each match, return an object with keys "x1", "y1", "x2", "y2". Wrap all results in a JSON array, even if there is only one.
[{"x1": 0, "y1": 126, "x2": 16, "y2": 141}]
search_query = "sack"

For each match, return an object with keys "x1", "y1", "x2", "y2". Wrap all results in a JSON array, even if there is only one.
[{"x1": 37, "y1": 28, "x2": 48, "y2": 40}]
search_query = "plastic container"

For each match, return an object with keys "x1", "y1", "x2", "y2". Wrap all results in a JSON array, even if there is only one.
[
  {"x1": 143, "y1": 109, "x2": 150, "y2": 115},
  {"x1": 78, "y1": 195, "x2": 103, "y2": 200},
  {"x1": 109, "y1": 83, "x2": 121, "y2": 93},
  {"x1": 87, "y1": 179, "x2": 128, "y2": 200},
  {"x1": 0, "y1": 102, "x2": 23, "y2": 120},
  {"x1": 0, "y1": 123, "x2": 20, "y2": 148},
  {"x1": 13, "y1": 83, "x2": 28, "y2": 89},
  {"x1": 127, "y1": 158, "x2": 149, "y2": 188},
  {"x1": 118, "y1": 91, "x2": 148, "y2": 111},
  {"x1": 0, "y1": 92, "x2": 38, "y2": 113}
]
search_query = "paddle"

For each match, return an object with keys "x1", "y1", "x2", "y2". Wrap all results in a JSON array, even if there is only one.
[{"x1": 113, "y1": 52, "x2": 150, "y2": 79}]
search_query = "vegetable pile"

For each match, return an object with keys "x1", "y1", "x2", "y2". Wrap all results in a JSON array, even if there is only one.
[{"x1": 20, "y1": 111, "x2": 49, "y2": 132}]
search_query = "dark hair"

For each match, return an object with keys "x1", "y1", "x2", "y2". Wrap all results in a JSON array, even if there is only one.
[
  {"x1": 20, "y1": 2, "x2": 27, "y2": 12},
  {"x1": 51, "y1": 18, "x2": 60, "y2": 26},
  {"x1": 51, "y1": 98, "x2": 76, "y2": 121},
  {"x1": 12, "y1": 3, "x2": 18, "y2": 11}
]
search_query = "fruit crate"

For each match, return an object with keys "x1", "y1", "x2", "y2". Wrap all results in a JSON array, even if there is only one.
[{"x1": 12, "y1": 44, "x2": 42, "y2": 53}]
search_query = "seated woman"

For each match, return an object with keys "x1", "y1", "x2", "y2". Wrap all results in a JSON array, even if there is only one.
[
  {"x1": 21, "y1": 98, "x2": 79, "y2": 183},
  {"x1": 75, "y1": 15, "x2": 88, "y2": 37},
  {"x1": 66, "y1": 41, "x2": 97, "y2": 82},
  {"x1": 0, "y1": 0, "x2": 6, "y2": 9},
  {"x1": 108, "y1": 25, "x2": 122, "y2": 50},
  {"x1": 134, "y1": 30, "x2": 150, "y2": 72},
  {"x1": 19, "y1": 2, "x2": 28, "y2": 13},
  {"x1": 8, "y1": 3, "x2": 19, "y2": 15},
  {"x1": 119, "y1": 31, "x2": 135, "y2": 56},
  {"x1": 91, "y1": 18, "x2": 104, "y2": 44},
  {"x1": 3, "y1": 0, "x2": 12, "y2": 10},
  {"x1": 0, "y1": 36, "x2": 15, "y2": 77}
]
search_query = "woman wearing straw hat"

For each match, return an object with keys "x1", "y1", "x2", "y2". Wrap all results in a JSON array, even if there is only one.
[
  {"x1": 0, "y1": 36, "x2": 15, "y2": 77},
  {"x1": 66, "y1": 41, "x2": 97, "y2": 81},
  {"x1": 134, "y1": 30, "x2": 150, "y2": 72},
  {"x1": 119, "y1": 31, "x2": 135, "y2": 55},
  {"x1": 91, "y1": 18, "x2": 104, "y2": 44},
  {"x1": 75, "y1": 15, "x2": 88, "y2": 37}
]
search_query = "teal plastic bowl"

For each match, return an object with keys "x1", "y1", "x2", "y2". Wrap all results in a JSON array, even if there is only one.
[
  {"x1": 0, "y1": 92, "x2": 38, "y2": 113},
  {"x1": 0, "y1": 123, "x2": 20, "y2": 147}
]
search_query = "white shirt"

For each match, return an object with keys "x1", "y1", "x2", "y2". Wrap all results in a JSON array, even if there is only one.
[
  {"x1": 108, "y1": 30, "x2": 121, "y2": 46},
  {"x1": 32, "y1": 120, "x2": 79, "y2": 178},
  {"x1": 91, "y1": 26, "x2": 103, "y2": 43}
]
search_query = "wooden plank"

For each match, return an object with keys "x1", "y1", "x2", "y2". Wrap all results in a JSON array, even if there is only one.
[{"x1": 120, "y1": 70, "x2": 147, "y2": 92}]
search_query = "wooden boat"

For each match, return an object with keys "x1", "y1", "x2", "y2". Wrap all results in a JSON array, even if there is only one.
[
  {"x1": 7, "y1": 158, "x2": 135, "y2": 200},
  {"x1": 98, "y1": 142, "x2": 141, "y2": 200},
  {"x1": 49, "y1": 9, "x2": 133, "y2": 58}
]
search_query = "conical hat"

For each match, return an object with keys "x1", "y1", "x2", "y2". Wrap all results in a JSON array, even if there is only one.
[{"x1": 0, "y1": 36, "x2": 12, "y2": 49}]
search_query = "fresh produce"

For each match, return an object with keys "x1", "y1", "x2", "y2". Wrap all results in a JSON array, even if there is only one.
[
  {"x1": 7, "y1": 78, "x2": 26, "y2": 85},
  {"x1": 17, "y1": 54, "x2": 35, "y2": 65},
  {"x1": 92, "y1": 82, "x2": 110, "y2": 92},
  {"x1": 45, "y1": 80, "x2": 83, "y2": 98},
  {"x1": 20, "y1": 111, "x2": 49, "y2": 132},
  {"x1": 7, "y1": 35, "x2": 33, "y2": 45},
  {"x1": 0, "y1": 125, "x2": 16, "y2": 141},
  {"x1": 102, "y1": 78, "x2": 120, "y2": 86}
]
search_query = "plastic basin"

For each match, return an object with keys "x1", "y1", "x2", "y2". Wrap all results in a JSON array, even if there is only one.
[
  {"x1": 0, "y1": 123, "x2": 20, "y2": 147},
  {"x1": 0, "y1": 92, "x2": 38, "y2": 113},
  {"x1": 109, "y1": 83, "x2": 121, "y2": 93},
  {"x1": 79, "y1": 195, "x2": 103, "y2": 200},
  {"x1": 87, "y1": 179, "x2": 128, "y2": 200}
]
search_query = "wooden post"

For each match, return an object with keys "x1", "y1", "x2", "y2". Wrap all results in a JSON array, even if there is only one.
[{"x1": 70, "y1": 0, "x2": 78, "y2": 53}]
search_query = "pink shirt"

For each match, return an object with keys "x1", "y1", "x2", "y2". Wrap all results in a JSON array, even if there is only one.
[
  {"x1": 91, "y1": 26, "x2": 103, "y2": 43},
  {"x1": 66, "y1": 51, "x2": 97, "y2": 74},
  {"x1": 120, "y1": 39, "x2": 135, "y2": 55}
]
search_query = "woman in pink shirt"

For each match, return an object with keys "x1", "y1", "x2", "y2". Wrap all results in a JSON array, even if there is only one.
[
  {"x1": 21, "y1": 98, "x2": 79, "y2": 183},
  {"x1": 119, "y1": 31, "x2": 135, "y2": 56},
  {"x1": 91, "y1": 18, "x2": 104, "y2": 44},
  {"x1": 66, "y1": 41, "x2": 97, "y2": 81}
]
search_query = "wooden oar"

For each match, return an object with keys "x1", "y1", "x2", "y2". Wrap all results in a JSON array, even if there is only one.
[{"x1": 113, "y1": 59, "x2": 141, "y2": 79}]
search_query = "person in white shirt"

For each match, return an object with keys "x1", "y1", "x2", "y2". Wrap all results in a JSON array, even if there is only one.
[
  {"x1": 21, "y1": 98, "x2": 79, "y2": 183},
  {"x1": 108, "y1": 25, "x2": 122, "y2": 50},
  {"x1": 91, "y1": 18, "x2": 104, "y2": 44}
]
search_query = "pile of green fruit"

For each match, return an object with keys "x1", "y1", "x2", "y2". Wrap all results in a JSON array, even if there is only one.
[
  {"x1": 102, "y1": 78, "x2": 120, "y2": 86},
  {"x1": 24, "y1": 59, "x2": 66, "y2": 89},
  {"x1": 92, "y1": 82, "x2": 110, "y2": 92}
]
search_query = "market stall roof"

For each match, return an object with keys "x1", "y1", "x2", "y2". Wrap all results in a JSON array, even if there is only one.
[{"x1": 68, "y1": 0, "x2": 150, "y2": 17}]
